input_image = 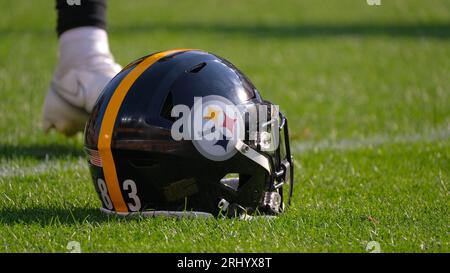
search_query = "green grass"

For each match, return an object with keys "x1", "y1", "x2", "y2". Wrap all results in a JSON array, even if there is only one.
[{"x1": 0, "y1": 0, "x2": 449, "y2": 252}]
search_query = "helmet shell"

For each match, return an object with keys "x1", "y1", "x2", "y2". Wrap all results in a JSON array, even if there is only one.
[{"x1": 84, "y1": 50, "x2": 285, "y2": 216}]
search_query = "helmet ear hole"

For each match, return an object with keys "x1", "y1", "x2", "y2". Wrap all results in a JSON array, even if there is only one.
[
  {"x1": 219, "y1": 173, "x2": 252, "y2": 191},
  {"x1": 220, "y1": 173, "x2": 239, "y2": 191}
]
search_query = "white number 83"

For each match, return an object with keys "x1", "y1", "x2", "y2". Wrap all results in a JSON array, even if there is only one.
[{"x1": 97, "y1": 178, "x2": 142, "y2": 212}]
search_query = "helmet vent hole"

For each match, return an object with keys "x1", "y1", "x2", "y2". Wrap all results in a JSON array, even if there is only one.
[
  {"x1": 187, "y1": 62, "x2": 207, "y2": 73},
  {"x1": 161, "y1": 92, "x2": 175, "y2": 121}
]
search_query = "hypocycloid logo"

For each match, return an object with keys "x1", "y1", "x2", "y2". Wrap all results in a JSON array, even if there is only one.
[{"x1": 170, "y1": 95, "x2": 280, "y2": 161}]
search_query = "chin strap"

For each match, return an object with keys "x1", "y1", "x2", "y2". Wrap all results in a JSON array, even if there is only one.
[
  {"x1": 218, "y1": 198, "x2": 247, "y2": 218},
  {"x1": 218, "y1": 190, "x2": 282, "y2": 218}
]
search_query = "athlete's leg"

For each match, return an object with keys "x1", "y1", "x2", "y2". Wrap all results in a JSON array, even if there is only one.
[{"x1": 42, "y1": 0, "x2": 121, "y2": 136}]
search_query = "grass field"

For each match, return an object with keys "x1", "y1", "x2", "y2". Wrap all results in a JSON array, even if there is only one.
[{"x1": 0, "y1": 0, "x2": 449, "y2": 252}]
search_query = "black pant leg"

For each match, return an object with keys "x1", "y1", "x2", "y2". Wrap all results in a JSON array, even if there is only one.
[{"x1": 56, "y1": 0, "x2": 107, "y2": 36}]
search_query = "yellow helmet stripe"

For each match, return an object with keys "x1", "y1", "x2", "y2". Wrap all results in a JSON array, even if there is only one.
[{"x1": 98, "y1": 49, "x2": 192, "y2": 213}]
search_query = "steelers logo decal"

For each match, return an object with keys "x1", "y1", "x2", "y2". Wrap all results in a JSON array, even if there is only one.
[{"x1": 189, "y1": 95, "x2": 245, "y2": 161}]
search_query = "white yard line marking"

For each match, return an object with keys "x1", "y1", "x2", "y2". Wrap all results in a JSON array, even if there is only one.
[
  {"x1": 0, "y1": 126, "x2": 449, "y2": 178},
  {"x1": 293, "y1": 126, "x2": 450, "y2": 153},
  {"x1": 0, "y1": 158, "x2": 87, "y2": 179}
]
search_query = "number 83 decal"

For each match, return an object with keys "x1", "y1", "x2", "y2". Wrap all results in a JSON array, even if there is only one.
[{"x1": 97, "y1": 178, "x2": 142, "y2": 211}]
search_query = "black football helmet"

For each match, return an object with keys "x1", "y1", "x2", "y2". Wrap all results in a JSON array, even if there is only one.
[{"x1": 84, "y1": 49, "x2": 293, "y2": 218}]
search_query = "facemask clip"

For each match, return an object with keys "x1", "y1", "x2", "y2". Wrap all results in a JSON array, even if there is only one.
[{"x1": 261, "y1": 191, "x2": 281, "y2": 214}]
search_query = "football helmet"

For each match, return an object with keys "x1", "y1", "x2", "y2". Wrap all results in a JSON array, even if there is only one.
[{"x1": 84, "y1": 49, "x2": 293, "y2": 218}]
